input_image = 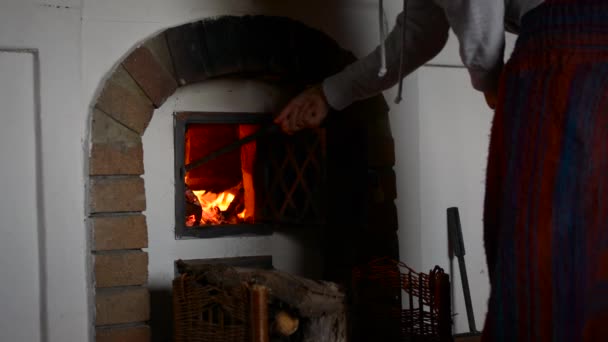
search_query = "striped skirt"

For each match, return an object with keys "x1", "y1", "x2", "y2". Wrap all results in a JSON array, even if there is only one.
[{"x1": 482, "y1": 1, "x2": 608, "y2": 341}]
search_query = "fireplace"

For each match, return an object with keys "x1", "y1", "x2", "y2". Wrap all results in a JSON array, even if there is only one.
[
  {"x1": 174, "y1": 112, "x2": 326, "y2": 238},
  {"x1": 87, "y1": 14, "x2": 400, "y2": 341}
]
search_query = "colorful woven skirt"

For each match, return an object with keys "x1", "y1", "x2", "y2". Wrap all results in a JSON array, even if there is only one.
[{"x1": 483, "y1": 1, "x2": 608, "y2": 341}]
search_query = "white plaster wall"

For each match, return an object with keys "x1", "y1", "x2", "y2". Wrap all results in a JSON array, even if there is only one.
[
  {"x1": 0, "y1": 51, "x2": 41, "y2": 342},
  {"x1": 0, "y1": 1, "x2": 89, "y2": 342},
  {"x1": 380, "y1": 1, "x2": 423, "y2": 270},
  {"x1": 416, "y1": 33, "x2": 518, "y2": 333},
  {"x1": 418, "y1": 66, "x2": 493, "y2": 332}
]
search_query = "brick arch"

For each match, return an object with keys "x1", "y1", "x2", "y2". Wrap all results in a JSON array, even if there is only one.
[{"x1": 88, "y1": 15, "x2": 398, "y2": 341}]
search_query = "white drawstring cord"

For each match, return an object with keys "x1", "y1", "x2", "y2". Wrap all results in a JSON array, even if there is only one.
[
  {"x1": 378, "y1": 0, "x2": 387, "y2": 77},
  {"x1": 394, "y1": 0, "x2": 407, "y2": 104}
]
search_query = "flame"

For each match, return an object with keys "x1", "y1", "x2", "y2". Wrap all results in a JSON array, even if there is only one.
[
  {"x1": 191, "y1": 190, "x2": 246, "y2": 225},
  {"x1": 238, "y1": 209, "x2": 247, "y2": 219},
  {"x1": 193, "y1": 190, "x2": 234, "y2": 211}
]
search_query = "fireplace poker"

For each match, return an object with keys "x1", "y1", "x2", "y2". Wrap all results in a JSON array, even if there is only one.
[
  {"x1": 447, "y1": 207, "x2": 481, "y2": 337},
  {"x1": 183, "y1": 123, "x2": 280, "y2": 174}
]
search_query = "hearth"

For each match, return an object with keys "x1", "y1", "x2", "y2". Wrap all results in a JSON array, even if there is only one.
[
  {"x1": 88, "y1": 13, "x2": 400, "y2": 340},
  {"x1": 174, "y1": 111, "x2": 326, "y2": 239}
]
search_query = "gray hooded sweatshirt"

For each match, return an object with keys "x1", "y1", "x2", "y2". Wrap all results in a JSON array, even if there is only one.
[{"x1": 322, "y1": 0, "x2": 544, "y2": 110}]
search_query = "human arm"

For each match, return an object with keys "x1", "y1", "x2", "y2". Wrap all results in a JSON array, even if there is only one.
[
  {"x1": 275, "y1": 0, "x2": 450, "y2": 134},
  {"x1": 435, "y1": 0, "x2": 506, "y2": 93},
  {"x1": 322, "y1": 0, "x2": 450, "y2": 111}
]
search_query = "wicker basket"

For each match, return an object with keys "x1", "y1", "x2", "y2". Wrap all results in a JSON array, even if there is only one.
[
  {"x1": 173, "y1": 273, "x2": 250, "y2": 342},
  {"x1": 352, "y1": 257, "x2": 452, "y2": 342}
]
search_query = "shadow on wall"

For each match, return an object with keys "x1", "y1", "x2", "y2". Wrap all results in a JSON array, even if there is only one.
[{"x1": 150, "y1": 288, "x2": 173, "y2": 342}]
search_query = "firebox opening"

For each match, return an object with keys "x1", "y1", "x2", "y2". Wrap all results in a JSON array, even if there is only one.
[
  {"x1": 174, "y1": 111, "x2": 327, "y2": 239},
  {"x1": 184, "y1": 122, "x2": 261, "y2": 226}
]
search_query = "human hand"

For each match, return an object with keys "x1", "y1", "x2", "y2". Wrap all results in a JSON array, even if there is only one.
[
  {"x1": 484, "y1": 89, "x2": 498, "y2": 110},
  {"x1": 274, "y1": 85, "x2": 329, "y2": 134}
]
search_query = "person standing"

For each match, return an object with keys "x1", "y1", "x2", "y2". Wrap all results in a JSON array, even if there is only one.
[
  {"x1": 275, "y1": 0, "x2": 539, "y2": 133},
  {"x1": 483, "y1": 1, "x2": 608, "y2": 340},
  {"x1": 276, "y1": 0, "x2": 608, "y2": 340}
]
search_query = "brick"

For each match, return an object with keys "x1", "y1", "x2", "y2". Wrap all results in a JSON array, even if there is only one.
[
  {"x1": 122, "y1": 46, "x2": 178, "y2": 108},
  {"x1": 166, "y1": 22, "x2": 207, "y2": 85},
  {"x1": 95, "y1": 251, "x2": 148, "y2": 288},
  {"x1": 90, "y1": 109, "x2": 143, "y2": 176},
  {"x1": 143, "y1": 32, "x2": 177, "y2": 80},
  {"x1": 89, "y1": 177, "x2": 146, "y2": 213},
  {"x1": 96, "y1": 287, "x2": 149, "y2": 326},
  {"x1": 90, "y1": 144, "x2": 143, "y2": 176},
  {"x1": 95, "y1": 65, "x2": 154, "y2": 134},
  {"x1": 96, "y1": 325, "x2": 150, "y2": 342},
  {"x1": 92, "y1": 215, "x2": 148, "y2": 251},
  {"x1": 367, "y1": 137, "x2": 395, "y2": 168},
  {"x1": 199, "y1": 16, "x2": 282, "y2": 78}
]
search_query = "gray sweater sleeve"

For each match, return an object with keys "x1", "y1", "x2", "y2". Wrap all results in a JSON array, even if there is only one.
[
  {"x1": 322, "y1": 0, "x2": 450, "y2": 110},
  {"x1": 437, "y1": 0, "x2": 506, "y2": 92}
]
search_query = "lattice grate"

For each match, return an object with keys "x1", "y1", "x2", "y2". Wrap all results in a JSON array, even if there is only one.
[{"x1": 258, "y1": 128, "x2": 326, "y2": 225}]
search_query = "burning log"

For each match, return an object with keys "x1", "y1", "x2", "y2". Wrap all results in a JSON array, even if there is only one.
[
  {"x1": 223, "y1": 183, "x2": 245, "y2": 220},
  {"x1": 186, "y1": 182, "x2": 248, "y2": 226},
  {"x1": 185, "y1": 187, "x2": 202, "y2": 227}
]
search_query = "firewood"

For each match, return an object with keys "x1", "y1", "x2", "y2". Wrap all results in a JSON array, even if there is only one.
[
  {"x1": 176, "y1": 262, "x2": 347, "y2": 341},
  {"x1": 223, "y1": 183, "x2": 245, "y2": 219},
  {"x1": 250, "y1": 285, "x2": 269, "y2": 342},
  {"x1": 273, "y1": 310, "x2": 299, "y2": 336}
]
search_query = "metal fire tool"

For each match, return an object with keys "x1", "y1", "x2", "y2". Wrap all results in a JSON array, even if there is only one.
[
  {"x1": 447, "y1": 207, "x2": 481, "y2": 338},
  {"x1": 182, "y1": 123, "x2": 280, "y2": 175}
]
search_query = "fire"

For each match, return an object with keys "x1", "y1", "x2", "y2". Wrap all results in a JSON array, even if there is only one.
[
  {"x1": 188, "y1": 189, "x2": 246, "y2": 226},
  {"x1": 194, "y1": 190, "x2": 234, "y2": 212}
]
